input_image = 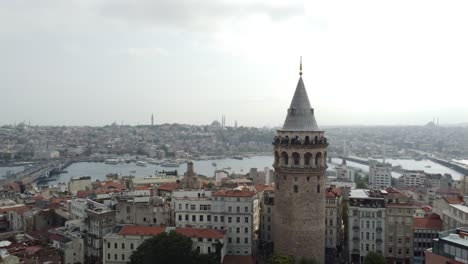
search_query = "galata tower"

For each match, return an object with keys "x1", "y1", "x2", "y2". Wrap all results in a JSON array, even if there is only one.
[{"x1": 273, "y1": 59, "x2": 328, "y2": 263}]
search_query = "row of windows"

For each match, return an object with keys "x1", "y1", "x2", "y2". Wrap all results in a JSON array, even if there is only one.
[
  {"x1": 388, "y1": 246, "x2": 411, "y2": 255},
  {"x1": 108, "y1": 242, "x2": 134, "y2": 250},
  {"x1": 177, "y1": 204, "x2": 250, "y2": 213},
  {"x1": 107, "y1": 253, "x2": 126, "y2": 261},
  {"x1": 177, "y1": 214, "x2": 249, "y2": 224},
  {"x1": 227, "y1": 237, "x2": 249, "y2": 244}
]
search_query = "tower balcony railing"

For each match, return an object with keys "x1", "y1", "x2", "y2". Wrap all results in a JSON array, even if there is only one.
[{"x1": 272, "y1": 136, "x2": 328, "y2": 147}]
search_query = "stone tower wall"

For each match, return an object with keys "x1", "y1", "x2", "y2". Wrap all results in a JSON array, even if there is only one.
[{"x1": 273, "y1": 131, "x2": 328, "y2": 263}]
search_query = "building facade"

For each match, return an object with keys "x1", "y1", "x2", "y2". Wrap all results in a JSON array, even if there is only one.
[
  {"x1": 348, "y1": 189, "x2": 386, "y2": 264},
  {"x1": 273, "y1": 63, "x2": 328, "y2": 263},
  {"x1": 385, "y1": 203, "x2": 417, "y2": 264},
  {"x1": 85, "y1": 207, "x2": 116, "y2": 264},
  {"x1": 325, "y1": 186, "x2": 343, "y2": 264},
  {"x1": 425, "y1": 228, "x2": 468, "y2": 264},
  {"x1": 413, "y1": 213, "x2": 442, "y2": 264},
  {"x1": 369, "y1": 161, "x2": 392, "y2": 188},
  {"x1": 442, "y1": 203, "x2": 468, "y2": 230},
  {"x1": 172, "y1": 188, "x2": 259, "y2": 256}
]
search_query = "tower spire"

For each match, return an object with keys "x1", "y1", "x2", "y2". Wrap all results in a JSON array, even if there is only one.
[{"x1": 299, "y1": 56, "x2": 302, "y2": 76}]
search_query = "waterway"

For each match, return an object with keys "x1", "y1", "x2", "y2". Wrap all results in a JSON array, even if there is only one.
[
  {"x1": 0, "y1": 166, "x2": 25, "y2": 178},
  {"x1": 0, "y1": 156, "x2": 463, "y2": 185}
]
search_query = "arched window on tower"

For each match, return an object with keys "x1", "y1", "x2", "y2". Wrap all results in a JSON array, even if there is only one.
[
  {"x1": 292, "y1": 152, "x2": 300, "y2": 165},
  {"x1": 314, "y1": 136, "x2": 318, "y2": 144},
  {"x1": 317, "y1": 184, "x2": 320, "y2": 193},
  {"x1": 294, "y1": 185, "x2": 298, "y2": 193},
  {"x1": 315, "y1": 152, "x2": 323, "y2": 167},
  {"x1": 305, "y1": 136, "x2": 310, "y2": 144},
  {"x1": 281, "y1": 152, "x2": 289, "y2": 165},
  {"x1": 304, "y1": 153, "x2": 312, "y2": 166}
]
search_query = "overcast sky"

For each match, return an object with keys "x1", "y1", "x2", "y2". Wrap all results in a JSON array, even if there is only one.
[{"x1": 1, "y1": 0, "x2": 467, "y2": 127}]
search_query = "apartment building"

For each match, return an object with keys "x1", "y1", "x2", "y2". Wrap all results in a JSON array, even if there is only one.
[
  {"x1": 325, "y1": 186, "x2": 343, "y2": 264},
  {"x1": 369, "y1": 161, "x2": 392, "y2": 188},
  {"x1": 348, "y1": 189, "x2": 386, "y2": 264},
  {"x1": 413, "y1": 213, "x2": 442, "y2": 264},
  {"x1": 442, "y1": 203, "x2": 468, "y2": 230},
  {"x1": 385, "y1": 203, "x2": 417, "y2": 264},
  {"x1": 103, "y1": 226, "x2": 227, "y2": 264},
  {"x1": 172, "y1": 187, "x2": 259, "y2": 256}
]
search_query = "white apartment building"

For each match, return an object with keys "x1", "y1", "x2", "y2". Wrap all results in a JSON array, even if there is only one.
[
  {"x1": 442, "y1": 204, "x2": 468, "y2": 230},
  {"x1": 68, "y1": 176, "x2": 92, "y2": 195},
  {"x1": 115, "y1": 195, "x2": 169, "y2": 226},
  {"x1": 399, "y1": 171, "x2": 426, "y2": 187},
  {"x1": 103, "y1": 226, "x2": 227, "y2": 264},
  {"x1": 348, "y1": 189, "x2": 386, "y2": 264},
  {"x1": 369, "y1": 161, "x2": 392, "y2": 188},
  {"x1": 172, "y1": 188, "x2": 259, "y2": 256}
]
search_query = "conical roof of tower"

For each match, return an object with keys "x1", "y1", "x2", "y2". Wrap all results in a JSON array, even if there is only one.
[{"x1": 282, "y1": 77, "x2": 320, "y2": 131}]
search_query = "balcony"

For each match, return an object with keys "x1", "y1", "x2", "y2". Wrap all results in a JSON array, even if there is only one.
[
  {"x1": 353, "y1": 225, "x2": 360, "y2": 231},
  {"x1": 376, "y1": 227, "x2": 382, "y2": 232}
]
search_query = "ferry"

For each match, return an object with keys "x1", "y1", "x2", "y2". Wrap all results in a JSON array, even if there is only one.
[
  {"x1": 136, "y1": 161, "x2": 147, "y2": 167},
  {"x1": 232, "y1": 155, "x2": 243, "y2": 160},
  {"x1": 161, "y1": 162, "x2": 180, "y2": 168},
  {"x1": 105, "y1": 159, "x2": 119, "y2": 165}
]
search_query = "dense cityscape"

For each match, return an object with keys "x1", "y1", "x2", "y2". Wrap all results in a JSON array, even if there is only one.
[{"x1": 0, "y1": 67, "x2": 467, "y2": 264}]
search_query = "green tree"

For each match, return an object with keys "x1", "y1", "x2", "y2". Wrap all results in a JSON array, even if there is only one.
[
  {"x1": 268, "y1": 254, "x2": 294, "y2": 264},
  {"x1": 129, "y1": 231, "x2": 218, "y2": 264},
  {"x1": 364, "y1": 251, "x2": 386, "y2": 264}
]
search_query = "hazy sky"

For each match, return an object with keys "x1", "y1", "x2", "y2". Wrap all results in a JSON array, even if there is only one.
[{"x1": 1, "y1": 0, "x2": 467, "y2": 127}]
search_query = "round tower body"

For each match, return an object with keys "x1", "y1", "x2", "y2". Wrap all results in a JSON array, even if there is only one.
[{"x1": 273, "y1": 71, "x2": 328, "y2": 263}]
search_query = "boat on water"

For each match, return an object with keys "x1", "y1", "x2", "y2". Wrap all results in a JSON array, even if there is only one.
[
  {"x1": 105, "y1": 159, "x2": 120, "y2": 165},
  {"x1": 161, "y1": 162, "x2": 180, "y2": 168},
  {"x1": 232, "y1": 155, "x2": 243, "y2": 160},
  {"x1": 212, "y1": 162, "x2": 217, "y2": 167},
  {"x1": 129, "y1": 170, "x2": 137, "y2": 173},
  {"x1": 425, "y1": 165, "x2": 431, "y2": 168},
  {"x1": 223, "y1": 167, "x2": 232, "y2": 170},
  {"x1": 136, "y1": 161, "x2": 147, "y2": 167}
]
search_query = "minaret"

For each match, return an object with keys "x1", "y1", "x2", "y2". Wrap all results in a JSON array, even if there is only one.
[
  {"x1": 273, "y1": 57, "x2": 327, "y2": 263},
  {"x1": 151, "y1": 113, "x2": 154, "y2": 126}
]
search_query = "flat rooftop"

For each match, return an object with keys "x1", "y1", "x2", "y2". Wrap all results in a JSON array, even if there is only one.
[{"x1": 450, "y1": 204, "x2": 468, "y2": 214}]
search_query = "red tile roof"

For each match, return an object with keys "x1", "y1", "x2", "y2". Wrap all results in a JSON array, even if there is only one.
[
  {"x1": 326, "y1": 187, "x2": 342, "y2": 198},
  {"x1": 119, "y1": 226, "x2": 166, "y2": 236},
  {"x1": 157, "y1": 182, "x2": 180, "y2": 192},
  {"x1": 213, "y1": 189, "x2": 256, "y2": 197},
  {"x1": 222, "y1": 255, "x2": 254, "y2": 264},
  {"x1": 414, "y1": 213, "x2": 443, "y2": 230},
  {"x1": 0, "y1": 205, "x2": 29, "y2": 214},
  {"x1": 176, "y1": 227, "x2": 226, "y2": 239},
  {"x1": 445, "y1": 196, "x2": 464, "y2": 204}
]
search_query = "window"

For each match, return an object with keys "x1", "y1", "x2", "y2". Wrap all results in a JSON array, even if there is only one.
[
  {"x1": 107, "y1": 242, "x2": 110, "y2": 248},
  {"x1": 236, "y1": 237, "x2": 240, "y2": 244},
  {"x1": 131, "y1": 243, "x2": 134, "y2": 250},
  {"x1": 236, "y1": 217, "x2": 240, "y2": 223},
  {"x1": 207, "y1": 215, "x2": 211, "y2": 221},
  {"x1": 228, "y1": 217, "x2": 232, "y2": 223},
  {"x1": 221, "y1": 216, "x2": 224, "y2": 222},
  {"x1": 115, "y1": 254, "x2": 117, "y2": 260},
  {"x1": 237, "y1": 206, "x2": 240, "y2": 212},
  {"x1": 236, "y1": 227, "x2": 240, "y2": 233},
  {"x1": 122, "y1": 243, "x2": 125, "y2": 249},
  {"x1": 228, "y1": 237, "x2": 232, "y2": 243},
  {"x1": 228, "y1": 206, "x2": 232, "y2": 212},
  {"x1": 114, "y1": 243, "x2": 117, "y2": 249},
  {"x1": 208, "y1": 247, "x2": 211, "y2": 253},
  {"x1": 388, "y1": 247, "x2": 393, "y2": 254},
  {"x1": 200, "y1": 215, "x2": 204, "y2": 221},
  {"x1": 122, "y1": 254, "x2": 125, "y2": 261},
  {"x1": 190, "y1": 205, "x2": 196, "y2": 210},
  {"x1": 214, "y1": 216, "x2": 218, "y2": 222},
  {"x1": 245, "y1": 206, "x2": 248, "y2": 212},
  {"x1": 245, "y1": 227, "x2": 248, "y2": 233},
  {"x1": 192, "y1": 215, "x2": 196, "y2": 222},
  {"x1": 185, "y1": 215, "x2": 189, "y2": 221},
  {"x1": 179, "y1": 204, "x2": 182, "y2": 210},
  {"x1": 405, "y1": 237, "x2": 410, "y2": 243},
  {"x1": 178, "y1": 215, "x2": 182, "y2": 221},
  {"x1": 317, "y1": 184, "x2": 320, "y2": 193},
  {"x1": 245, "y1": 237, "x2": 249, "y2": 244},
  {"x1": 245, "y1": 217, "x2": 249, "y2": 223},
  {"x1": 294, "y1": 185, "x2": 298, "y2": 193},
  {"x1": 143, "y1": 217, "x2": 146, "y2": 222},
  {"x1": 153, "y1": 218, "x2": 157, "y2": 223},
  {"x1": 185, "y1": 204, "x2": 188, "y2": 210},
  {"x1": 107, "y1": 253, "x2": 110, "y2": 260}
]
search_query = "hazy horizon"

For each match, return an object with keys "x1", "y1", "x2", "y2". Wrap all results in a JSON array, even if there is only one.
[{"x1": 2, "y1": 1, "x2": 468, "y2": 127}]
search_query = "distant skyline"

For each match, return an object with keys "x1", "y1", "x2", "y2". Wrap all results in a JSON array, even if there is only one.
[{"x1": 1, "y1": 1, "x2": 468, "y2": 127}]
